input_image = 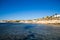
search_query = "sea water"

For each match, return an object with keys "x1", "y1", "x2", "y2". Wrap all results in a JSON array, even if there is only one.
[{"x1": 0, "y1": 23, "x2": 60, "y2": 40}]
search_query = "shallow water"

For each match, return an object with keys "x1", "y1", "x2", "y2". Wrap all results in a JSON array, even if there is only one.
[{"x1": 0, "y1": 23, "x2": 60, "y2": 40}]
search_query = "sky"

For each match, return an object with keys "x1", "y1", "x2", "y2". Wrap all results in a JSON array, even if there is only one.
[{"x1": 0, "y1": 0, "x2": 60, "y2": 20}]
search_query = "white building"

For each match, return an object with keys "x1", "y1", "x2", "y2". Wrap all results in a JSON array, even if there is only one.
[{"x1": 53, "y1": 14, "x2": 60, "y2": 17}]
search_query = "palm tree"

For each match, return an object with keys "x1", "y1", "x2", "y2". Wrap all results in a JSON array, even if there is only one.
[
  {"x1": 45, "y1": 16, "x2": 49, "y2": 20},
  {"x1": 49, "y1": 16, "x2": 52, "y2": 20}
]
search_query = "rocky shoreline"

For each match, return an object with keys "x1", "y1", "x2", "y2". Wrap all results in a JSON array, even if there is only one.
[{"x1": 0, "y1": 20, "x2": 60, "y2": 26}]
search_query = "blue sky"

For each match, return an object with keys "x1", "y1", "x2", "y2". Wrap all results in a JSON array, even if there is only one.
[{"x1": 0, "y1": 0, "x2": 60, "y2": 20}]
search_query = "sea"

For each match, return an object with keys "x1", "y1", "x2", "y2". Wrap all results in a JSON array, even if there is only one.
[{"x1": 0, "y1": 23, "x2": 60, "y2": 40}]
